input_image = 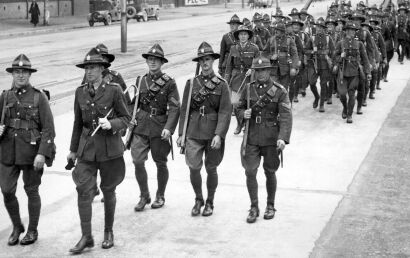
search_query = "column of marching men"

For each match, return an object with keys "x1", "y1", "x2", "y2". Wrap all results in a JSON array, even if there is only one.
[{"x1": 0, "y1": 0, "x2": 409, "y2": 254}]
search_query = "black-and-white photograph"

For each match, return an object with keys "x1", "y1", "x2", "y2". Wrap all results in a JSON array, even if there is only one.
[{"x1": 0, "y1": 0, "x2": 409, "y2": 256}]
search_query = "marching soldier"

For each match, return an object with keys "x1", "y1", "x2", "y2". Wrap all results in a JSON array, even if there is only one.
[
  {"x1": 243, "y1": 18, "x2": 264, "y2": 50},
  {"x1": 292, "y1": 17, "x2": 309, "y2": 102},
  {"x1": 262, "y1": 14, "x2": 274, "y2": 35},
  {"x1": 370, "y1": 18, "x2": 387, "y2": 93},
  {"x1": 396, "y1": 5, "x2": 409, "y2": 64},
  {"x1": 350, "y1": 11, "x2": 376, "y2": 114},
  {"x1": 381, "y1": 10, "x2": 396, "y2": 81},
  {"x1": 361, "y1": 19, "x2": 380, "y2": 106},
  {"x1": 130, "y1": 44, "x2": 180, "y2": 212},
  {"x1": 81, "y1": 43, "x2": 129, "y2": 202},
  {"x1": 68, "y1": 48, "x2": 130, "y2": 253},
  {"x1": 0, "y1": 54, "x2": 55, "y2": 246},
  {"x1": 225, "y1": 25, "x2": 260, "y2": 135},
  {"x1": 263, "y1": 23, "x2": 299, "y2": 92},
  {"x1": 286, "y1": 19, "x2": 304, "y2": 103},
  {"x1": 305, "y1": 18, "x2": 335, "y2": 112},
  {"x1": 219, "y1": 14, "x2": 242, "y2": 76},
  {"x1": 177, "y1": 42, "x2": 232, "y2": 217},
  {"x1": 238, "y1": 56, "x2": 292, "y2": 223},
  {"x1": 333, "y1": 22, "x2": 371, "y2": 123},
  {"x1": 253, "y1": 13, "x2": 271, "y2": 49},
  {"x1": 327, "y1": 16, "x2": 339, "y2": 98}
]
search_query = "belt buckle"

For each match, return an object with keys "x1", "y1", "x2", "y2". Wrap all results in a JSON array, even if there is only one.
[
  {"x1": 255, "y1": 116, "x2": 262, "y2": 124},
  {"x1": 199, "y1": 106, "x2": 205, "y2": 116},
  {"x1": 14, "y1": 119, "x2": 21, "y2": 129},
  {"x1": 150, "y1": 108, "x2": 157, "y2": 116}
]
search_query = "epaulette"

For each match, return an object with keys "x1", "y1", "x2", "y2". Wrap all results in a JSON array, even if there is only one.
[
  {"x1": 161, "y1": 73, "x2": 171, "y2": 82},
  {"x1": 272, "y1": 80, "x2": 287, "y2": 92},
  {"x1": 250, "y1": 42, "x2": 259, "y2": 49},
  {"x1": 211, "y1": 76, "x2": 221, "y2": 84},
  {"x1": 107, "y1": 82, "x2": 122, "y2": 90},
  {"x1": 78, "y1": 83, "x2": 88, "y2": 88}
]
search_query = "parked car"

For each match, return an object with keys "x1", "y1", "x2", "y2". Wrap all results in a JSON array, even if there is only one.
[
  {"x1": 88, "y1": 0, "x2": 121, "y2": 26},
  {"x1": 126, "y1": 0, "x2": 159, "y2": 22}
]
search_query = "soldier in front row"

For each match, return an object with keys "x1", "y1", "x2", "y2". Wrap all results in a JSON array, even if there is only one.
[
  {"x1": 333, "y1": 22, "x2": 371, "y2": 123},
  {"x1": 0, "y1": 54, "x2": 56, "y2": 246},
  {"x1": 67, "y1": 48, "x2": 130, "y2": 254},
  {"x1": 130, "y1": 44, "x2": 180, "y2": 212},
  {"x1": 238, "y1": 56, "x2": 292, "y2": 223},
  {"x1": 177, "y1": 42, "x2": 232, "y2": 217}
]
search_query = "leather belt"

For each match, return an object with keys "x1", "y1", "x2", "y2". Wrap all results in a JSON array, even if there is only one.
[
  {"x1": 6, "y1": 119, "x2": 38, "y2": 130},
  {"x1": 141, "y1": 107, "x2": 166, "y2": 116},
  {"x1": 192, "y1": 106, "x2": 217, "y2": 116},
  {"x1": 252, "y1": 116, "x2": 277, "y2": 124}
]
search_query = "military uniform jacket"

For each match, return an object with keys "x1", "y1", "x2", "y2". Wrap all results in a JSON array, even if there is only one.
[
  {"x1": 253, "y1": 27, "x2": 271, "y2": 49},
  {"x1": 305, "y1": 32, "x2": 335, "y2": 70},
  {"x1": 396, "y1": 14, "x2": 409, "y2": 40},
  {"x1": 263, "y1": 34, "x2": 299, "y2": 75},
  {"x1": 251, "y1": 34, "x2": 264, "y2": 51},
  {"x1": 382, "y1": 21, "x2": 395, "y2": 51},
  {"x1": 133, "y1": 72, "x2": 180, "y2": 137},
  {"x1": 288, "y1": 32, "x2": 304, "y2": 68},
  {"x1": 224, "y1": 42, "x2": 260, "y2": 91},
  {"x1": 372, "y1": 31, "x2": 387, "y2": 62},
  {"x1": 334, "y1": 38, "x2": 371, "y2": 77},
  {"x1": 178, "y1": 73, "x2": 232, "y2": 140},
  {"x1": 355, "y1": 29, "x2": 377, "y2": 68},
  {"x1": 69, "y1": 82, "x2": 131, "y2": 162},
  {"x1": 237, "y1": 78, "x2": 292, "y2": 146},
  {"x1": 0, "y1": 84, "x2": 55, "y2": 165},
  {"x1": 219, "y1": 32, "x2": 237, "y2": 72}
]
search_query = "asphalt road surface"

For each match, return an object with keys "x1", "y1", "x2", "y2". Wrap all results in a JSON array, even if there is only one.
[{"x1": 0, "y1": 0, "x2": 409, "y2": 257}]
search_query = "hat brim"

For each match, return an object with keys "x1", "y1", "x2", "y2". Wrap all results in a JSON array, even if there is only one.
[
  {"x1": 76, "y1": 61, "x2": 111, "y2": 69},
  {"x1": 227, "y1": 21, "x2": 243, "y2": 25},
  {"x1": 291, "y1": 21, "x2": 304, "y2": 26},
  {"x1": 6, "y1": 67, "x2": 37, "y2": 73},
  {"x1": 102, "y1": 53, "x2": 115, "y2": 63},
  {"x1": 142, "y1": 53, "x2": 169, "y2": 63},
  {"x1": 192, "y1": 53, "x2": 220, "y2": 62},
  {"x1": 343, "y1": 26, "x2": 360, "y2": 31},
  {"x1": 234, "y1": 29, "x2": 254, "y2": 40}
]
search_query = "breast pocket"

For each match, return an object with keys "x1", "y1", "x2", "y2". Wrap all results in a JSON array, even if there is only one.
[{"x1": 97, "y1": 104, "x2": 113, "y2": 118}]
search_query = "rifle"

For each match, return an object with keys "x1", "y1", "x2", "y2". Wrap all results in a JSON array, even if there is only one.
[
  {"x1": 91, "y1": 84, "x2": 135, "y2": 137},
  {"x1": 125, "y1": 78, "x2": 142, "y2": 149},
  {"x1": 180, "y1": 63, "x2": 200, "y2": 154},
  {"x1": 241, "y1": 71, "x2": 253, "y2": 157}
]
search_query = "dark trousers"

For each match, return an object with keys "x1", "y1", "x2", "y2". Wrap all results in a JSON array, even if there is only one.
[
  {"x1": 295, "y1": 67, "x2": 308, "y2": 98},
  {"x1": 241, "y1": 144, "x2": 279, "y2": 208},
  {"x1": 72, "y1": 157, "x2": 125, "y2": 235},
  {"x1": 130, "y1": 134, "x2": 171, "y2": 198},
  {"x1": 366, "y1": 69, "x2": 379, "y2": 100},
  {"x1": 185, "y1": 138, "x2": 225, "y2": 203},
  {"x1": 383, "y1": 50, "x2": 394, "y2": 79},
  {"x1": 338, "y1": 76, "x2": 359, "y2": 116},
  {"x1": 397, "y1": 39, "x2": 407, "y2": 62},
  {"x1": 0, "y1": 163, "x2": 42, "y2": 231}
]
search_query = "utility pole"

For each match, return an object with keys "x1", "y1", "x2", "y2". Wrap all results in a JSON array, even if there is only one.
[
  {"x1": 43, "y1": 0, "x2": 47, "y2": 25},
  {"x1": 121, "y1": 0, "x2": 127, "y2": 53}
]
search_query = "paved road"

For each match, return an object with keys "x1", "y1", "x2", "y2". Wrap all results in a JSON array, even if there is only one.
[{"x1": 1, "y1": 0, "x2": 409, "y2": 257}]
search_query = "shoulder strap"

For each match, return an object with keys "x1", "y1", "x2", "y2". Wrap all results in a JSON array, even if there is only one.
[{"x1": 34, "y1": 91, "x2": 40, "y2": 108}]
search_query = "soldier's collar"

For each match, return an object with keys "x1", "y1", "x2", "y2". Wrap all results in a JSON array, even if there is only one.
[
  {"x1": 201, "y1": 71, "x2": 216, "y2": 80},
  {"x1": 12, "y1": 83, "x2": 30, "y2": 93},
  {"x1": 148, "y1": 71, "x2": 163, "y2": 80}
]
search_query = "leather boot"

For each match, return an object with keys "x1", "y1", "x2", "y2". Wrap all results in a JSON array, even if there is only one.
[
  {"x1": 151, "y1": 196, "x2": 165, "y2": 209},
  {"x1": 357, "y1": 106, "x2": 363, "y2": 115},
  {"x1": 342, "y1": 108, "x2": 347, "y2": 119},
  {"x1": 246, "y1": 206, "x2": 259, "y2": 223},
  {"x1": 346, "y1": 116, "x2": 353, "y2": 123},
  {"x1": 319, "y1": 105, "x2": 325, "y2": 113},
  {"x1": 263, "y1": 204, "x2": 276, "y2": 220},
  {"x1": 202, "y1": 201, "x2": 214, "y2": 217},
  {"x1": 376, "y1": 84, "x2": 381, "y2": 90},
  {"x1": 134, "y1": 195, "x2": 151, "y2": 212},
  {"x1": 8, "y1": 224, "x2": 25, "y2": 246},
  {"x1": 362, "y1": 99, "x2": 367, "y2": 107},
  {"x1": 191, "y1": 199, "x2": 204, "y2": 216},
  {"x1": 369, "y1": 92, "x2": 375, "y2": 99},
  {"x1": 293, "y1": 96, "x2": 299, "y2": 103},
  {"x1": 20, "y1": 230, "x2": 38, "y2": 245},
  {"x1": 310, "y1": 85, "x2": 320, "y2": 108},
  {"x1": 101, "y1": 231, "x2": 114, "y2": 249},
  {"x1": 69, "y1": 235, "x2": 94, "y2": 254}
]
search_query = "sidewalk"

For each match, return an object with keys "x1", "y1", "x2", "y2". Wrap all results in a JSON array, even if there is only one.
[
  {"x1": 0, "y1": 3, "x2": 242, "y2": 39},
  {"x1": 310, "y1": 79, "x2": 410, "y2": 257}
]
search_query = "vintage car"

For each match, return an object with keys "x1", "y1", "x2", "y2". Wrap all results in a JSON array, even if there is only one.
[
  {"x1": 88, "y1": 0, "x2": 121, "y2": 26},
  {"x1": 126, "y1": 0, "x2": 159, "y2": 22}
]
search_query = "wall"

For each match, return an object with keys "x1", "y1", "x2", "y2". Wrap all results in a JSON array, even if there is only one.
[
  {"x1": 0, "y1": 0, "x2": 75, "y2": 19},
  {"x1": 73, "y1": 0, "x2": 89, "y2": 16}
]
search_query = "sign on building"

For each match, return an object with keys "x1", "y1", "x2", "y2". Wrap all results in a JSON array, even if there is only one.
[{"x1": 185, "y1": 0, "x2": 208, "y2": 6}]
